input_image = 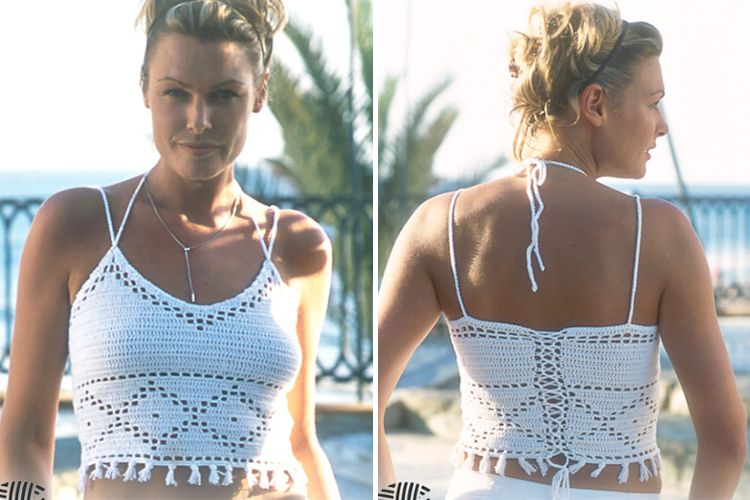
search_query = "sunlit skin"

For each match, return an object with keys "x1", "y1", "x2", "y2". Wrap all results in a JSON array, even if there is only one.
[
  {"x1": 0, "y1": 33, "x2": 341, "y2": 500},
  {"x1": 527, "y1": 56, "x2": 669, "y2": 180},
  {"x1": 143, "y1": 34, "x2": 267, "y2": 184},
  {"x1": 379, "y1": 55, "x2": 746, "y2": 497}
]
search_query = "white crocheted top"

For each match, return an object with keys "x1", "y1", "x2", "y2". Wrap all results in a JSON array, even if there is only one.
[
  {"x1": 446, "y1": 160, "x2": 661, "y2": 499},
  {"x1": 68, "y1": 175, "x2": 305, "y2": 494}
]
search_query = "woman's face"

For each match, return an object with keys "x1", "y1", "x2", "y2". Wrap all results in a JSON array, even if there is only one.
[
  {"x1": 597, "y1": 56, "x2": 669, "y2": 178},
  {"x1": 143, "y1": 34, "x2": 265, "y2": 181}
]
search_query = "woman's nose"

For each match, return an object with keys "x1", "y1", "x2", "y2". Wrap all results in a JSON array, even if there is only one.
[{"x1": 187, "y1": 97, "x2": 211, "y2": 134}]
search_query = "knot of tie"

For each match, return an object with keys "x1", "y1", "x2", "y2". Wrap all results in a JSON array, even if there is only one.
[
  {"x1": 550, "y1": 465, "x2": 570, "y2": 500},
  {"x1": 524, "y1": 159, "x2": 548, "y2": 292},
  {"x1": 522, "y1": 158, "x2": 588, "y2": 293}
]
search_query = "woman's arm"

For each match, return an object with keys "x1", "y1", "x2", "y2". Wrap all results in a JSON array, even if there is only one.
[
  {"x1": 277, "y1": 210, "x2": 340, "y2": 500},
  {"x1": 378, "y1": 196, "x2": 449, "y2": 489},
  {"x1": 652, "y1": 199, "x2": 747, "y2": 499},
  {"x1": 0, "y1": 192, "x2": 78, "y2": 489}
]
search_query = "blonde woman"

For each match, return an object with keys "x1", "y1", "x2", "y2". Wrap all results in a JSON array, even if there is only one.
[
  {"x1": 379, "y1": 2, "x2": 745, "y2": 499},
  {"x1": 0, "y1": 1, "x2": 341, "y2": 498}
]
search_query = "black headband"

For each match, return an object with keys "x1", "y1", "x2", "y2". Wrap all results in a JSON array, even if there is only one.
[{"x1": 580, "y1": 20, "x2": 629, "y2": 88}]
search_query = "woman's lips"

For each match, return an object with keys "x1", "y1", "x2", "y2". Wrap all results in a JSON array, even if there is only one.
[{"x1": 179, "y1": 143, "x2": 218, "y2": 156}]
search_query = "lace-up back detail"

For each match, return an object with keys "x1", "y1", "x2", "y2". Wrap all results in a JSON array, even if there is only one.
[
  {"x1": 446, "y1": 179, "x2": 661, "y2": 499},
  {"x1": 68, "y1": 176, "x2": 306, "y2": 494}
]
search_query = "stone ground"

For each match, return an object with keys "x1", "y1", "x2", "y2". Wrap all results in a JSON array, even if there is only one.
[{"x1": 48, "y1": 409, "x2": 372, "y2": 500}]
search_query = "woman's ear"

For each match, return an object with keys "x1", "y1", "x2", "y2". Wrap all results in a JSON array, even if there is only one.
[
  {"x1": 253, "y1": 72, "x2": 270, "y2": 113},
  {"x1": 579, "y1": 83, "x2": 607, "y2": 127}
]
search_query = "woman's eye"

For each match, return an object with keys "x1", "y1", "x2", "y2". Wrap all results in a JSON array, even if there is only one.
[
  {"x1": 164, "y1": 89, "x2": 188, "y2": 98},
  {"x1": 212, "y1": 90, "x2": 240, "y2": 100}
]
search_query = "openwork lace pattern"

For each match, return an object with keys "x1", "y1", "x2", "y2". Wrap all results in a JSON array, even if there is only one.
[
  {"x1": 446, "y1": 185, "x2": 661, "y2": 499},
  {"x1": 68, "y1": 179, "x2": 305, "y2": 494},
  {"x1": 448, "y1": 320, "x2": 661, "y2": 487}
]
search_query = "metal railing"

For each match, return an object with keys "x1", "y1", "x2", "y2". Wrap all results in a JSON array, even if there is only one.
[{"x1": 0, "y1": 195, "x2": 372, "y2": 401}]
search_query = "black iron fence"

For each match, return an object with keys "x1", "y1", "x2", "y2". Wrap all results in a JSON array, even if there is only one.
[{"x1": 0, "y1": 195, "x2": 372, "y2": 401}]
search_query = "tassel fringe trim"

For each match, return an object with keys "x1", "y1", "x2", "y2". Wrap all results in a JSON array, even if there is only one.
[
  {"x1": 448, "y1": 447, "x2": 662, "y2": 484},
  {"x1": 77, "y1": 459, "x2": 307, "y2": 494}
]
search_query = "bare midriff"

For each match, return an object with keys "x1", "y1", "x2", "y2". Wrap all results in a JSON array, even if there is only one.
[{"x1": 461, "y1": 452, "x2": 661, "y2": 494}]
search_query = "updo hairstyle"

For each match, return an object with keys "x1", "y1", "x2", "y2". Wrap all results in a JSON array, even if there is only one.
[
  {"x1": 136, "y1": 0, "x2": 287, "y2": 91},
  {"x1": 509, "y1": 1, "x2": 662, "y2": 159}
]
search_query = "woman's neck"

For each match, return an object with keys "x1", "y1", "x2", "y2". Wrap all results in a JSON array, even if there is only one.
[{"x1": 145, "y1": 163, "x2": 241, "y2": 225}]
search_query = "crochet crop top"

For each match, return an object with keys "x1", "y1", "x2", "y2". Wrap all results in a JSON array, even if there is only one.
[
  {"x1": 68, "y1": 175, "x2": 306, "y2": 494},
  {"x1": 446, "y1": 159, "x2": 661, "y2": 499}
]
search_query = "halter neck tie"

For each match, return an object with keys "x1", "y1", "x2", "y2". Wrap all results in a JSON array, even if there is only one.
[{"x1": 523, "y1": 158, "x2": 588, "y2": 292}]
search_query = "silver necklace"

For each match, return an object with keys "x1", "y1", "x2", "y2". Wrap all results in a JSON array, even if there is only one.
[{"x1": 145, "y1": 178, "x2": 240, "y2": 303}]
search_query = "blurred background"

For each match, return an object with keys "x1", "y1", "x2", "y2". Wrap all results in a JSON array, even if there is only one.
[
  {"x1": 0, "y1": 0, "x2": 372, "y2": 498},
  {"x1": 378, "y1": 1, "x2": 750, "y2": 498}
]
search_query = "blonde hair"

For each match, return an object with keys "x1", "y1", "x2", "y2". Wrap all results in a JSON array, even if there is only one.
[
  {"x1": 509, "y1": 1, "x2": 662, "y2": 160},
  {"x1": 136, "y1": 0, "x2": 287, "y2": 90}
]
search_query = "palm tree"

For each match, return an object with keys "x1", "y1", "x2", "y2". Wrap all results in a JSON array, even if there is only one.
[
  {"x1": 378, "y1": 76, "x2": 459, "y2": 275},
  {"x1": 264, "y1": 0, "x2": 373, "y2": 388}
]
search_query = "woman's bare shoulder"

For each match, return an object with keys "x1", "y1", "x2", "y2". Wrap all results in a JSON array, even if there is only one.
[
  {"x1": 33, "y1": 176, "x2": 142, "y2": 248},
  {"x1": 640, "y1": 197, "x2": 694, "y2": 240},
  {"x1": 273, "y1": 208, "x2": 332, "y2": 279}
]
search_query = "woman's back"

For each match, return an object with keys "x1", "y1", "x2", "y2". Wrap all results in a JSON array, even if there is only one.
[{"x1": 438, "y1": 168, "x2": 661, "y2": 329}]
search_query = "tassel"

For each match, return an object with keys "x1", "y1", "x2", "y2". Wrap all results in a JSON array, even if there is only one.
[
  {"x1": 188, "y1": 464, "x2": 202, "y2": 485},
  {"x1": 90, "y1": 460, "x2": 104, "y2": 480},
  {"x1": 137, "y1": 461, "x2": 154, "y2": 482},
  {"x1": 590, "y1": 462, "x2": 607, "y2": 478},
  {"x1": 123, "y1": 461, "x2": 138, "y2": 481},
  {"x1": 165, "y1": 465, "x2": 178, "y2": 486},
  {"x1": 518, "y1": 457, "x2": 537, "y2": 475},
  {"x1": 246, "y1": 464, "x2": 258, "y2": 487},
  {"x1": 639, "y1": 461, "x2": 651, "y2": 481},
  {"x1": 478, "y1": 453, "x2": 491, "y2": 473},
  {"x1": 618, "y1": 463, "x2": 629, "y2": 484},
  {"x1": 271, "y1": 468, "x2": 286, "y2": 489},
  {"x1": 569, "y1": 461, "x2": 586, "y2": 475},
  {"x1": 550, "y1": 467, "x2": 571, "y2": 500},
  {"x1": 649, "y1": 456, "x2": 659, "y2": 477},
  {"x1": 222, "y1": 465, "x2": 234, "y2": 486},
  {"x1": 105, "y1": 460, "x2": 121, "y2": 480},
  {"x1": 259, "y1": 469, "x2": 271, "y2": 489},
  {"x1": 494, "y1": 453, "x2": 507, "y2": 476},
  {"x1": 536, "y1": 458, "x2": 548, "y2": 477},
  {"x1": 209, "y1": 464, "x2": 220, "y2": 485},
  {"x1": 461, "y1": 453, "x2": 474, "y2": 470},
  {"x1": 78, "y1": 464, "x2": 88, "y2": 494}
]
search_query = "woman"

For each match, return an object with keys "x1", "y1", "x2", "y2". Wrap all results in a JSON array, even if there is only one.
[
  {"x1": 378, "y1": 2, "x2": 746, "y2": 499},
  {"x1": 0, "y1": 1, "x2": 341, "y2": 499}
]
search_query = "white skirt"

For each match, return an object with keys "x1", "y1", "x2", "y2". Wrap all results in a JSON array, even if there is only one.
[{"x1": 445, "y1": 469, "x2": 661, "y2": 500}]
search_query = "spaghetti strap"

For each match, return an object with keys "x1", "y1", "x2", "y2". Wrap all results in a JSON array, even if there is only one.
[
  {"x1": 112, "y1": 175, "x2": 148, "y2": 247},
  {"x1": 266, "y1": 206, "x2": 280, "y2": 257},
  {"x1": 626, "y1": 194, "x2": 643, "y2": 324},
  {"x1": 95, "y1": 187, "x2": 116, "y2": 245},
  {"x1": 249, "y1": 206, "x2": 278, "y2": 261},
  {"x1": 448, "y1": 190, "x2": 469, "y2": 318}
]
